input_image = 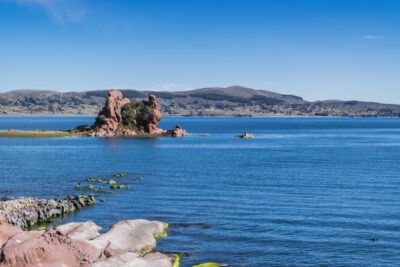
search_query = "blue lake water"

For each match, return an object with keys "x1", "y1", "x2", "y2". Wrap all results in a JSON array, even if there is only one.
[{"x1": 1, "y1": 116, "x2": 400, "y2": 266}]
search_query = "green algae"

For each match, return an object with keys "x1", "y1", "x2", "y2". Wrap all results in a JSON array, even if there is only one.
[
  {"x1": 87, "y1": 185, "x2": 98, "y2": 191},
  {"x1": 172, "y1": 254, "x2": 180, "y2": 267},
  {"x1": 154, "y1": 222, "x2": 169, "y2": 238},
  {"x1": 139, "y1": 247, "x2": 154, "y2": 255},
  {"x1": 192, "y1": 263, "x2": 220, "y2": 267}
]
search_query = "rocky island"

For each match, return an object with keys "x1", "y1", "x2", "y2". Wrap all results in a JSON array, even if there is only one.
[{"x1": 89, "y1": 90, "x2": 186, "y2": 137}]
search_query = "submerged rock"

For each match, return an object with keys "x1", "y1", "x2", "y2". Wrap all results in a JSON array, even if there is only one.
[
  {"x1": 0, "y1": 219, "x2": 175, "y2": 267},
  {"x1": 235, "y1": 132, "x2": 255, "y2": 139}
]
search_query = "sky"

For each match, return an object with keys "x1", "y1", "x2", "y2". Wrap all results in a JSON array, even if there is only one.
[{"x1": 0, "y1": 0, "x2": 399, "y2": 103}]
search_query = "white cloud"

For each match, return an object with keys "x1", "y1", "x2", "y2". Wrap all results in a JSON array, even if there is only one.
[
  {"x1": 11, "y1": 0, "x2": 86, "y2": 22},
  {"x1": 362, "y1": 35, "x2": 384, "y2": 40}
]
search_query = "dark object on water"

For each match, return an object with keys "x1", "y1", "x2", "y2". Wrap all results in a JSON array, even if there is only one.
[{"x1": 235, "y1": 132, "x2": 255, "y2": 139}]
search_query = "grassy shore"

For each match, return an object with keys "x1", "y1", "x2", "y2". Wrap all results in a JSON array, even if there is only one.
[{"x1": 0, "y1": 130, "x2": 86, "y2": 138}]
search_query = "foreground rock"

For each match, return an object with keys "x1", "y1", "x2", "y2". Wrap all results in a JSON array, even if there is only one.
[
  {"x1": 0, "y1": 197, "x2": 95, "y2": 229},
  {"x1": 91, "y1": 90, "x2": 187, "y2": 137},
  {"x1": 0, "y1": 219, "x2": 175, "y2": 267}
]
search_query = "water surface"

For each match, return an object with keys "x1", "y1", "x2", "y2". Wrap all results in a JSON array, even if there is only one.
[{"x1": 0, "y1": 116, "x2": 400, "y2": 266}]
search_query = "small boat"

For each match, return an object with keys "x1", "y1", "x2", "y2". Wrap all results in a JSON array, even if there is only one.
[
  {"x1": 200, "y1": 133, "x2": 209, "y2": 137},
  {"x1": 235, "y1": 132, "x2": 255, "y2": 139}
]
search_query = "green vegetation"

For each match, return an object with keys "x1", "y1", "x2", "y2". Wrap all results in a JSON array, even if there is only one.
[
  {"x1": 94, "y1": 114, "x2": 107, "y2": 127},
  {"x1": 0, "y1": 130, "x2": 85, "y2": 138},
  {"x1": 121, "y1": 100, "x2": 153, "y2": 131}
]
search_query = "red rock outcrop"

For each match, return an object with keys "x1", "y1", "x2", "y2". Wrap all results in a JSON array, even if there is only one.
[
  {"x1": 148, "y1": 94, "x2": 162, "y2": 134},
  {"x1": 93, "y1": 90, "x2": 131, "y2": 137}
]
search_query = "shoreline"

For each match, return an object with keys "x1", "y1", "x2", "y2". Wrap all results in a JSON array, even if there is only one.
[
  {"x1": 1, "y1": 114, "x2": 400, "y2": 119},
  {"x1": 0, "y1": 196, "x2": 219, "y2": 267},
  {"x1": 0, "y1": 216, "x2": 178, "y2": 267}
]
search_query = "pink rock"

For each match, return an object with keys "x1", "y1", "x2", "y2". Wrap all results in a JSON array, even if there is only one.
[
  {"x1": 56, "y1": 221, "x2": 100, "y2": 241},
  {"x1": 2, "y1": 231, "x2": 42, "y2": 248},
  {"x1": 148, "y1": 94, "x2": 162, "y2": 134},
  {"x1": 0, "y1": 219, "x2": 173, "y2": 267},
  {"x1": 93, "y1": 90, "x2": 130, "y2": 137},
  {"x1": 91, "y1": 219, "x2": 164, "y2": 252},
  {"x1": 0, "y1": 230, "x2": 96, "y2": 267},
  {"x1": 0, "y1": 224, "x2": 22, "y2": 247},
  {"x1": 167, "y1": 124, "x2": 188, "y2": 137}
]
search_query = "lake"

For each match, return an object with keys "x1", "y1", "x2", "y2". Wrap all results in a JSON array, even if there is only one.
[{"x1": 0, "y1": 116, "x2": 400, "y2": 266}]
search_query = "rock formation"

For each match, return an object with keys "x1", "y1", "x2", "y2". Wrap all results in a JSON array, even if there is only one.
[
  {"x1": 91, "y1": 90, "x2": 187, "y2": 137},
  {"x1": 0, "y1": 219, "x2": 176, "y2": 267},
  {"x1": 148, "y1": 94, "x2": 162, "y2": 134},
  {"x1": 0, "y1": 197, "x2": 95, "y2": 229},
  {"x1": 167, "y1": 125, "x2": 187, "y2": 138},
  {"x1": 92, "y1": 90, "x2": 131, "y2": 137}
]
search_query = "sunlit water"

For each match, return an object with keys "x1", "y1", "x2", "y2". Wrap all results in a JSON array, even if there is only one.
[{"x1": 1, "y1": 116, "x2": 400, "y2": 266}]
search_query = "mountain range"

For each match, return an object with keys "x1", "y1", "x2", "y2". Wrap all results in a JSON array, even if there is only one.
[{"x1": 0, "y1": 86, "x2": 399, "y2": 117}]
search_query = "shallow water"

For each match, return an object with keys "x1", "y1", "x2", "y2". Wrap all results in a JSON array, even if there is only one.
[{"x1": 1, "y1": 116, "x2": 400, "y2": 266}]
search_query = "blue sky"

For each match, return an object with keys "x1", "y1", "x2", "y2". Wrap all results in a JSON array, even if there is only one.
[{"x1": 0, "y1": 0, "x2": 399, "y2": 103}]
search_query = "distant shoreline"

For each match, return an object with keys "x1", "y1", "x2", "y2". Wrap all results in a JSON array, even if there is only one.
[{"x1": 1, "y1": 114, "x2": 400, "y2": 118}]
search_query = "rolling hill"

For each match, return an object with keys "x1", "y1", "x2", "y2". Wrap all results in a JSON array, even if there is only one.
[{"x1": 0, "y1": 86, "x2": 399, "y2": 117}]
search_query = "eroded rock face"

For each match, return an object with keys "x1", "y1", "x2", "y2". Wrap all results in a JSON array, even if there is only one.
[
  {"x1": 148, "y1": 94, "x2": 162, "y2": 134},
  {"x1": 92, "y1": 90, "x2": 131, "y2": 137},
  {"x1": 0, "y1": 219, "x2": 174, "y2": 267}
]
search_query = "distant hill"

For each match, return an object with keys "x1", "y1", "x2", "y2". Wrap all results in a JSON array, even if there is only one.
[{"x1": 1, "y1": 86, "x2": 400, "y2": 117}]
